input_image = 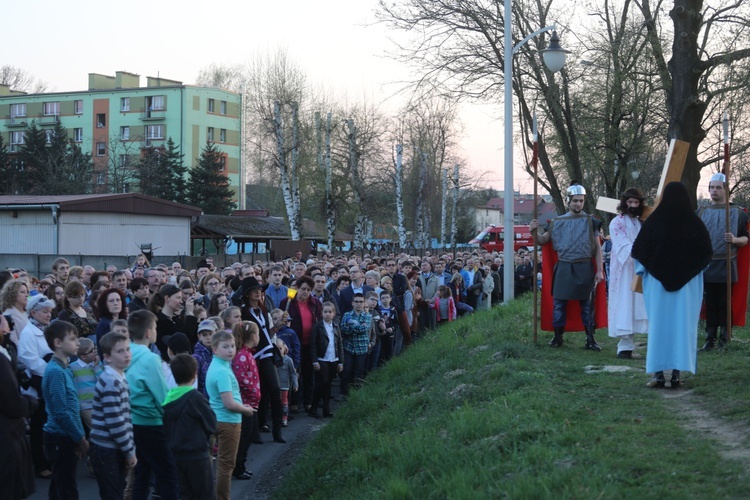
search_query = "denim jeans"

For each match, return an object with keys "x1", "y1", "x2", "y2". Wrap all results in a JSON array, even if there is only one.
[
  {"x1": 90, "y1": 443, "x2": 127, "y2": 500},
  {"x1": 132, "y1": 425, "x2": 179, "y2": 500},
  {"x1": 43, "y1": 432, "x2": 79, "y2": 500},
  {"x1": 366, "y1": 341, "x2": 381, "y2": 374},
  {"x1": 341, "y1": 351, "x2": 367, "y2": 396}
]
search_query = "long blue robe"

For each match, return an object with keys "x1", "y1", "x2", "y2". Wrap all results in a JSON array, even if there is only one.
[{"x1": 635, "y1": 260, "x2": 703, "y2": 374}]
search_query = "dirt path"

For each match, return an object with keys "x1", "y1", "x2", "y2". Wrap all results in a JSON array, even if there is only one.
[{"x1": 662, "y1": 388, "x2": 750, "y2": 467}]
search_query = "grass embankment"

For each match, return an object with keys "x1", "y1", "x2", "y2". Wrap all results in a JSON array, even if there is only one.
[{"x1": 277, "y1": 297, "x2": 750, "y2": 498}]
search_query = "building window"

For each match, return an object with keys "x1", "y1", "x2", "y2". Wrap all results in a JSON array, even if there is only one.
[
  {"x1": 10, "y1": 131, "x2": 24, "y2": 152},
  {"x1": 121, "y1": 97, "x2": 130, "y2": 112},
  {"x1": 219, "y1": 156, "x2": 226, "y2": 172},
  {"x1": 119, "y1": 155, "x2": 129, "y2": 168},
  {"x1": 44, "y1": 129, "x2": 55, "y2": 144},
  {"x1": 10, "y1": 103, "x2": 26, "y2": 118},
  {"x1": 208, "y1": 98, "x2": 215, "y2": 112},
  {"x1": 220, "y1": 128, "x2": 226, "y2": 142},
  {"x1": 97, "y1": 172, "x2": 105, "y2": 185},
  {"x1": 207, "y1": 127, "x2": 214, "y2": 141},
  {"x1": 43, "y1": 102, "x2": 60, "y2": 116},
  {"x1": 220, "y1": 100, "x2": 227, "y2": 115},
  {"x1": 96, "y1": 113, "x2": 106, "y2": 128},
  {"x1": 120, "y1": 126, "x2": 130, "y2": 141},
  {"x1": 74, "y1": 100, "x2": 84, "y2": 114},
  {"x1": 96, "y1": 142, "x2": 106, "y2": 156},
  {"x1": 145, "y1": 125, "x2": 164, "y2": 139},
  {"x1": 74, "y1": 128, "x2": 83, "y2": 142},
  {"x1": 148, "y1": 95, "x2": 165, "y2": 111}
]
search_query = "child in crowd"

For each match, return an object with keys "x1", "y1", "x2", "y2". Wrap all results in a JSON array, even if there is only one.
[
  {"x1": 41, "y1": 320, "x2": 88, "y2": 499},
  {"x1": 432, "y1": 285, "x2": 457, "y2": 324},
  {"x1": 110, "y1": 319, "x2": 129, "y2": 337},
  {"x1": 340, "y1": 293, "x2": 372, "y2": 397},
  {"x1": 271, "y1": 308, "x2": 300, "y2": 372},
  {"x1": 377, "y1": 291, "x2": 398, "y2": 365},
  {"x1": 193, "y1": 319, "x2": 217, "y2": 398},
  {"x1": 231, "y1": 321, "x2": 261, "y2": 480},
  {"x1": 161, "y1": 332, "x2": 195, "y2": 389},
  {"x1": 206, "y1": 330, "x2": 255, "y2": 500},
  {"x1": 309, "y1": 302, "x2": 343, "y2": 419},
  {"x1": 125, "y1": 310, "x2": 179, "y2": 500},
  {"x1": 207, "y1": 315, "x2": 225, "y2": 331},
  {"x1": 163, "y1": 353, "x2": 217, "y2": 500},
  {"x1": 70, "y1": 337, "x2": 103, "y2": 434},
  {"x1": 219, "y1": 306, "x2": 242, "y2": 332},
  {"x1": 90, "y1": 331, "x2": 137, "y2": 500},
  {"x1": 275, "y1": 339, "x2": 298, "y2": 427}
]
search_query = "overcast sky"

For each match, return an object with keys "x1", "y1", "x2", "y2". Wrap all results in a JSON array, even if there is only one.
[{"x1": 4, "y1": 0, "x2": 540, "y2": 193}]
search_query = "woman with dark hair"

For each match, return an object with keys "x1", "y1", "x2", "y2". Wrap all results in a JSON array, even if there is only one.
[
  {"x1": 94, "y1": 288, "x2": 127, "y2": 344},
  {"x1": 57, "y1": 281, "x2": 97, "y2": 340},
  {"x1": 198, "y1": 273, "x2": 223, "y2": 310},
  {"x1": 155, "y1": 284, "x2": 198, "y2": 360},
  {"x1": 632, "y1": 182, "x2": 713, "y2": 388},
  {"x1": 240, "y1": 277, "x2": 286, "y2": 444},
  {"x1": 209, "y1": 292, "x2": 230, "y2": 317},
  {"x1": 279, "y1": 275, "x2": 322, "y2": 412},
  {"x1": 45, "y1": 283, "x2": 65, "y2": 320}
]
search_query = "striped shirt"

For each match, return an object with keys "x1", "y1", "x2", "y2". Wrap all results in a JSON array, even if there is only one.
[
  {"x1": 71, "y1": 358, "x2": 103, "y2": 411},
  {"x1": 90, "y1": 366, "x2": 135, "y2": 458},
  {"x1": 42, "y1": 357, "x2": 85, "y2": 442}
]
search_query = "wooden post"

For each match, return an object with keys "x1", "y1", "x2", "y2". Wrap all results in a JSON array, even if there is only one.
[
  {"x1": 532, "y1": 112, "x2": 539, "y2": 344},
  {"x1": 723, "y1": 112, "x2": 732, "y2": 341}
]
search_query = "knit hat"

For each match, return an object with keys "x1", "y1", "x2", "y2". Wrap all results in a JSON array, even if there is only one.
[{"x1": 163, "y1": 332, "x2": 192, "y2": 355}]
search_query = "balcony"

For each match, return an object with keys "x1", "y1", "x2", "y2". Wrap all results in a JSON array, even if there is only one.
[
  {"x1": 41, "y1": 114, "x2": 60, "y2": 125},
  {"x1": 140, "y1": 109, "x2": 165, "y2": 121},
  {"x1": 8, "y1": 115, "x2": 27, "y2": 127}
]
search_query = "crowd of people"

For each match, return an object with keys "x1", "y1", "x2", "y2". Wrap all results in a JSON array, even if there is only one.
[{"x1": 0, "y1": 247, "x2": 524, "y2": 500}]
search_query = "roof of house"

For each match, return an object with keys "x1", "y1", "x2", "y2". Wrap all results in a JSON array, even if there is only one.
[
  {"x1": 484, "y1": 196, "x2": 545, "y2": 214},
  {"x1": 192, "y1": 215, "x2": 352, "y2": 241},
  {"x1": 0, "y1": 194, "x2": 202, "y2": 217}
]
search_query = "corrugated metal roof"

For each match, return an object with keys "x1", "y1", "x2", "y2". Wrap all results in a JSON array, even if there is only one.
[{"x1": 0, "y1": 194, "x2": 202, "y2": 217}]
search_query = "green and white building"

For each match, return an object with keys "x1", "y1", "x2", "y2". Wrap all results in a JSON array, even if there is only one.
[{"x1": 0, "y1": 71, "x2": 243, "y2": 207}]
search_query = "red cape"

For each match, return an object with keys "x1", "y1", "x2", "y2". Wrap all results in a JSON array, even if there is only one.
[
  {"x1": 540, "y1": 243, "x2": 608, "y2": 332},
  {"x1": 699, "y1": 232, "x2": 750, "y2": 327}
]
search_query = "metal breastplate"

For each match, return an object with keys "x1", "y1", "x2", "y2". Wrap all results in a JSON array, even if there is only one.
[
  {"x1": 700, "y1": 206, "x2": 739, "y2": 259},
  {"x1": 550, "y1": 214, "x2": 593, "y2": 261}
]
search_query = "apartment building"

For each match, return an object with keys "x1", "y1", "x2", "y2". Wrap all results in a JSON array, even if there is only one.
[{"x1": 0, "y1": 71, "x2": 243, "y2": 207}]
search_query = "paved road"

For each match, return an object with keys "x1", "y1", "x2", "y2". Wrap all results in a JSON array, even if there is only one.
[{"x1": 29, "y1": 408, "x2": 333, "y2": 500}]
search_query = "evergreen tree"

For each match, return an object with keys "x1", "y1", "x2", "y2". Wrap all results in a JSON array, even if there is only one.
[
  {"x1": 160, "y1": 137, "x2": 187, "y2": 202},
  {"x1": 186, "y1": 141, "x2": 234, "y2": 214},
  {"x1": 18, "y1": 121, "x2": 93, "y2": 194},
  {"x1": 0, "y1": 133, "x2": 9, "y2": 194}
]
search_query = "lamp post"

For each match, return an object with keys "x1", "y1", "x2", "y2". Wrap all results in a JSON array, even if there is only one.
[{"x1": 502, "y1": 6, "x2": 569, "y2": 304}]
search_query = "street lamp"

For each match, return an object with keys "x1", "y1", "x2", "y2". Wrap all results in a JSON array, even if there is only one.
[{"x1": 503, "y1": 5, "x2": 569, "y2": 304}]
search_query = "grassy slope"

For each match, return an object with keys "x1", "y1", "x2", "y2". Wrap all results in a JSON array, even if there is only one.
[{"x1": 277, "y1": 297, "x2": 750, "y2": 499}]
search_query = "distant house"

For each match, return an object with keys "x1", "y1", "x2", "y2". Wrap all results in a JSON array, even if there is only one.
[{"x1": 476, "y1": 195, "x2": 556, "y2": 227}]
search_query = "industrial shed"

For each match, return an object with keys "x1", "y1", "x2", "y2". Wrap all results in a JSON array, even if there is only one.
[{"x1": 0, "y1": 194, "x2": 202, "y2": 256}]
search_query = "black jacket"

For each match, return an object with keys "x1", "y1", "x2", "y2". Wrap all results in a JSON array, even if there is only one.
[
  {"x1": 162, "y1": 389, "x2": 217, "y2": 461},
  {"x1": 309, "y1": 320, "x2": 344, "y2": 365}
]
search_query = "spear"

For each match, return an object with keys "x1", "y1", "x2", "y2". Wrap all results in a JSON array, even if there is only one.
[
  {"x1": 532, "y1": 111, "x2": 539, "y2": 344},
  {"x1": 723, "y1": 112, "x2": 732, "y2": 341}
]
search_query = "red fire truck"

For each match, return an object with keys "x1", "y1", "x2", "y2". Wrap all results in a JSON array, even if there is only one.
[{"x1": 469, "y1": 225, "x2": 534, "y2": 252}]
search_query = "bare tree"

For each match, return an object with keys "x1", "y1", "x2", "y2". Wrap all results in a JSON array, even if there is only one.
[{"x1": 0, "y1": 65, "x2": 48, "y2": 93}]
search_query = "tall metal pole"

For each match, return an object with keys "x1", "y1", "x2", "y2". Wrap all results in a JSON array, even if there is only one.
[
  {"x1": 723, "y1": 111, "x2": 732, "y2": 341},
  {"x1": 532, "y1": 112, "x2": 539, "y2": 343},
  {"x1": 502, "y1": 0, "x2": 515, "y2": 304}
]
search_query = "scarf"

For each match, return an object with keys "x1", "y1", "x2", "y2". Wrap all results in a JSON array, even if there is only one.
[{"x1": 632, "y1": 181, "x2": 712, "y2": 291}]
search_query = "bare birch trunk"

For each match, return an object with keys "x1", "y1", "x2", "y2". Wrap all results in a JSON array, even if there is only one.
[
  {"x1": 451, "y1": 164, "x2": 459, "y2": 254},
  {"x1": 395, "y1": 144, "x2": 407, "y2": 250},
  {"x1": 275, "y1": 101, "x2": 300, "y2": 240},
  {"x1": 290, "y1": 102, "x2": 302, "y2": 239},
  {"x1": 325, "y1": 113, "x2": 335, "y2": 250},
  {"x1": 347, "y1": 119, "x2": 366, "y2": 251},
  {"x1": 415, "y1": 151, "x2": 428, "y2": 249},
  {"x1": 441, "y1": 168, "x2": 448, "y2": 251}
]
